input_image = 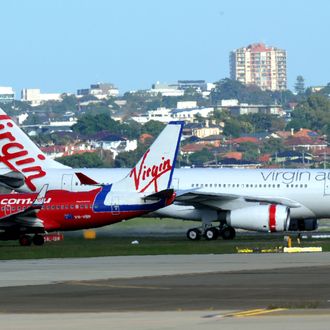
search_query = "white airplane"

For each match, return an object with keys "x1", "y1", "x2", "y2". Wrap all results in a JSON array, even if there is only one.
[{"x1": 0, "y1": 109, "x2": 325, "y2": 240}]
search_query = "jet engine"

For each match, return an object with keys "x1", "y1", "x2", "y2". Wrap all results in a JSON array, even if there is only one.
[
  {"x1": 226, "y1": 204, "x2": 290, "y2": 232},
  {"x1": 288, "y1": 218, "x2": 318, "y2": 231}
]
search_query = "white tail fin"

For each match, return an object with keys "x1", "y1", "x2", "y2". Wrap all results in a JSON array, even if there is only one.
[
  {"x1": 31, "y1": 184, "x2": 49, "y2": 209},
  {"x1": 113, "y1": 121, "x2": 183, "y2": 194},
  {"x1": 0, "y1": 108, "x2": 69, "y2": 191}
]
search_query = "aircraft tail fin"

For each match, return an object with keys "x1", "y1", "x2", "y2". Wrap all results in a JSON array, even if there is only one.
[
  {"x1": 31, "y1": 184, "x2": 48, "y2": 209},
  {"x1": 0, "y1": 108, "x2": 70, "y2": 171},
  {"x1": 113, "y1": 121, "x2": 184, "y2": 194}
]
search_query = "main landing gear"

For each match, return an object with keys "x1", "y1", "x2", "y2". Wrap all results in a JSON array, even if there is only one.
[
  {"x1": 187, "y1": 225, "x2": 236, "y2": 241},
  {"x1": 19, "y1": 234, "x2": 45, "y2": 246}
]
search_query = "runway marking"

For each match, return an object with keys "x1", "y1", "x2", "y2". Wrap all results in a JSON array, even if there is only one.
[
  {"x1": 224, "y1": 308, "x2": 287, "y2": 318},
  {"x1": 66, "y1": 281, "x2": 170, "y2": 290}
]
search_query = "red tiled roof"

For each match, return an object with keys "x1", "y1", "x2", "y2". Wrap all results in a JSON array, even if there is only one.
[
  {"x1": 247, "y1": 43, "x2": 269, "y2": 52},
  {"x1": 259, "y1": 154, "x2": 271, "y2": 162},
  {"x1": 229, "y1": 137, "x2": 259, "y2": 144},
  {"x1": 293, "y1": 129, "x2": 317, "y2": 138},
  {"x1": 275, "y1": 131, "x2": 291, "y2": 139},
  {"x1": 285, "y1": 136, "x2": 326, "y2": 146},
  {"x1": 181, "y1": 144, "x2": 212, "y2": 153},
  {"x1": 222, "y1": 152, "x2": 242, "y2": 160},
  {"x1": 139, "y1": 133, "x2": 153, "y2": 143}
]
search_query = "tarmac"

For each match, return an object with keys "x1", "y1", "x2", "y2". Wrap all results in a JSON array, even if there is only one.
[{"x1": 1, "y1": 253, "x2": 330, "y2": 329}]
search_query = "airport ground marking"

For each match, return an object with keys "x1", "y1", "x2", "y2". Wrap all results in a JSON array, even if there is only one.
[
  {"x1": 67, "y1": 280, "x2": 170, "y2": 290},
  {"x1": 223, "y1": 308, "x2": 287, "y2": 318}
]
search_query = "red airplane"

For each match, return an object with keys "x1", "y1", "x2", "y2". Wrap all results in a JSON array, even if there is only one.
[{"x1": 0, "y1": 121, "x2": 183, "y2": 246}]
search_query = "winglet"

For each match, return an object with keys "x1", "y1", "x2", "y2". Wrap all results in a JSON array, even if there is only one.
[
  {"x1": 32, "y1": 184, "x2": 48, "y2": 208},
  {"x1": 75, "y1": 172, "x2": 99, "y2": 185}
]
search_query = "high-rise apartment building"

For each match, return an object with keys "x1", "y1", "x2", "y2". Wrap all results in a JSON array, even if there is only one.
[{"x1": 230, "y1": 43, "x2": 287, "y2": 91}]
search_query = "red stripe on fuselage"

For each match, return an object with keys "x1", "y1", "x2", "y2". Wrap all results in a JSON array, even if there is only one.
[{"x1": 269, "y1": 204, "x2": 276, "y2": 232}]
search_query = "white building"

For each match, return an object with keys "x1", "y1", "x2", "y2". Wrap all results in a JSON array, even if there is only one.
[
  {"x1": 131, "y1": 107, "x2": 173, "y2": 124},
  {"x1": 171, "y1": 107, "x2": 214, "y2": 122},
  {"x1": 0, "y1": 87, "x2": 15, "y2": 103},
  {"x1": 220, "y1": 99, "x2": 284, "y2": 116},
  {"x1": 148, "y1": 82, "x2": 184, "y2": 97},
  {"x1": 90, "y1": 135, "x2": 137, "y2": 159},
  {"x1": 21, "y1": 89, "x2": 62, "y2": 106},
  {"x1": 77, "y1": 83, "x2": 119, "y2": 99},
  {"x1": 230, "y1": 43, "x2": 287, "y2": 91}
]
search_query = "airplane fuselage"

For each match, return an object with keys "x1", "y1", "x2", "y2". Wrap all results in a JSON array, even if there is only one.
[
  {"x1": 6, "y1": 167, "x2": 330, "y2": 221},
  {"x1": 0, "y1": 187, "x2": 173, "y2": 233}
]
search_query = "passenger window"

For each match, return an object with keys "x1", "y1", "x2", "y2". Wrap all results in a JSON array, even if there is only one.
[{"x1": 70, "y1": 205, "x2": 74, "y2": 209}]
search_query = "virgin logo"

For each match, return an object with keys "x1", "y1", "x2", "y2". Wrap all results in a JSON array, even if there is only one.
[
  {"x1": 130, "y1": 149, "x2": 172, "y2": 193},
  {"x1": 0, "y1": 115, "x2": 46, "y2": 191}
]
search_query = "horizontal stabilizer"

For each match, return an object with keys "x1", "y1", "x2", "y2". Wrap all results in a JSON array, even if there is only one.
[
  {"x1": 143, "y1": 188, "x2": 174, "y2": 201},
  {"x1": 0, "y1": 171, "x2": 25, "y2": 189},
  {"x1": 75, "y1": 172, "x2": 99, "y2": 185}
]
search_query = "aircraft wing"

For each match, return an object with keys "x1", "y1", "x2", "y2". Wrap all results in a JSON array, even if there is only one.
[
  {"x1": 175, "y1": 190, "x2": 302, "y2": 209},
  {"x1": 0, "y1": 185, "x2": 48, "y2": 230}
]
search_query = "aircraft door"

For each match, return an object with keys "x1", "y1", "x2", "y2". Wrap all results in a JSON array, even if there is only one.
[
  {"x1": 4, "y1": 205, "x2": 11, "y2": 216},
  {"x1": 111, "y1": 197, "x2": 120, "y2": 215},
  {"x1": 61, "y1": 174, "x2": 73, "y2": 191},
  {"x1": 324, "y1": 173, "x2": 330, "y2": 195}
]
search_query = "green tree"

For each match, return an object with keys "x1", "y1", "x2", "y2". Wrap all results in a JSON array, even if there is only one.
[
  {"x1": 237, "y1": 142, "x2": 260, "y2": 161},
  {"x1": 56, "y1": 152, "x2": 104, "y2": 167},
  {"x1": 142, "y1": 120, "x2": 165, "y2": 137},
  {"x1": 287, "y1": 94, "x2": 330, "y2": 135},
  {"x1": 261, "y1": 137, "x2": 285, "y2": 154},
  {"x1": 72, "y1": 113, "x2": 119, "y2": 136},
  {"x1": 189, "y1": 148, "x2": 214, "y2": 165}
]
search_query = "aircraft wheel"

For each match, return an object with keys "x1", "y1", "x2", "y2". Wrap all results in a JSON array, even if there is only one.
[
  {"x1": 187, "y1": 228, "x2": 201, "y2": 241},
  {"x1": 33, "y1": 234, "x2": 45, "y2": 246},
  {"x1": 19, "y1": 235, "x2": 32, "y2": 246},
  {"x1": 221, "y1": 226, "x2": 236, "y2": 240},
  {"x1": 204, "y1": 227, "x2": 219, "y2": 240}
]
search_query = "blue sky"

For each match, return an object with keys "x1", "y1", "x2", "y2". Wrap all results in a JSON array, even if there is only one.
[{"x1": 1, "y1": 0, "x2": 330, "y2": 95}]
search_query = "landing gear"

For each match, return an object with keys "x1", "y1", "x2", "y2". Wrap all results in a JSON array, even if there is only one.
[
  {"x1": 19, "y1": 235, "x2": 32, "y2": 246},
  {"x1": 220, "y1": 226, "x2": 236, "y2": 240},
  {"x1": 186, "y1": 225, "x2": 236, "y2": 241},
  {"x1": 187, "y1": 228, "x2": 202, "y2": 241},
  {"x1": 32, "y1": 234, "x2": 45, "y2": 246},
  {"x1": 204, "y1": 227, "x2": 219, "y2": 240},
  {"x1": 18, "y1": 234, "x2": 45, "y2": 246}
]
